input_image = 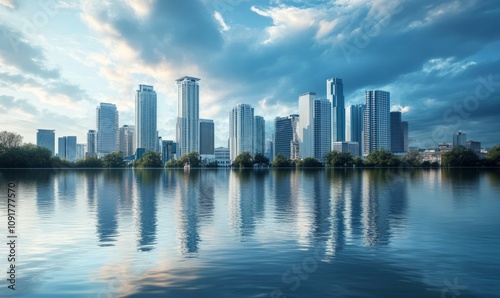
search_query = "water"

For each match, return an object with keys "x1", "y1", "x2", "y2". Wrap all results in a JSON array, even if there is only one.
[{"x1": 1, "y1": 168, "x2": 499, "y2": 297}]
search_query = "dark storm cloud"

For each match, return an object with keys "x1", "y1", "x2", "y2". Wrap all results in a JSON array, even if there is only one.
[{"x1": 89, "y1": 0, "x2": 500, "y2": 146}]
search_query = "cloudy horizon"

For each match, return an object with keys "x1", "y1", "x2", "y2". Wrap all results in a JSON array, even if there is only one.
[{"x1": 1, "y1": 0, "x2": 499, "y2": 149}]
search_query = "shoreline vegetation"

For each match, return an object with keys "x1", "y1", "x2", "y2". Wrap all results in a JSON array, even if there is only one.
[{"x1": 1, "y1": 131, "x2": 499, "y2": 169}]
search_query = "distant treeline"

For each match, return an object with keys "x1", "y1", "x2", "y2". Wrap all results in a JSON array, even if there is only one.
[{"x1": 1, "y1": 131, "x2": 500, "y2": 168}]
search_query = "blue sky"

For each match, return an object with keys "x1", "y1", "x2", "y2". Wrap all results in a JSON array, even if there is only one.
[{"x1": 1, "y1": 0, "x2": 499, "y2": 148}]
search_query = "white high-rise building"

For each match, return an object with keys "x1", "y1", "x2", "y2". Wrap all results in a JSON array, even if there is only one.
[
  {"x1": 453, "y1": 131, "x2": 467, "y2": 147},
  {"x1": 298, "y1": 92, "x2": 316, "y2": 159},
  {"x1": 314, "y1": 98, "x2": 331, "y2": 162},
  {"x1": 229, "y1": 103, "x2": 254, "y2": 161},
  {"x1": 327, "y1": 78, "x2": 345, "y2": 142},
  {"x1": 119, "y1": 125, "x2": 135, "y2": 156},
  {"x1": 96, "y1": 103, "x2": 118, "y2": 156},
  {"x1": 176, "y1": 76, "x2": 200, "y2": 157},
  {"x1": 135, "y1": 85, "x2": 157, "y2": 153},
  {"x1": 254, "y1": 115, "x2": 265, "y2": 155},
  {"x1": 364, "y1": 90, "x2": 390, "y2": 156}
]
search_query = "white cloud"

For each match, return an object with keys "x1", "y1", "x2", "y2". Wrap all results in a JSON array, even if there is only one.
[
  {"x1": 391, "y1": 104, "x2": 410, "y2": 114},
  {"x1": 214, "y1": 11, "x2": 230, "y2": 31},
  {"x1": 423, "y1": 57, "x2": 477, "y2": 76}
]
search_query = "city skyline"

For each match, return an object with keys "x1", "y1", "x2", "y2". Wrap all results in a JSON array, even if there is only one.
[{"x1": 1, "y1": 1, "x2": 499, "y2": 148}]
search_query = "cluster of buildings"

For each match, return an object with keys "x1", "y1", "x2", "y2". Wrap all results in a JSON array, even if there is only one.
[{"x1": 34, "y1": 75, "x2": 487, "y2": 166}]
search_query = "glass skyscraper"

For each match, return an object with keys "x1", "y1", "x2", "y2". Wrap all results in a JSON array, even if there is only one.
[
  {"x1": 36, "y1": 129, "x2": 55, "y2": 156},
  {"x1": 346, "y1": 104, "x2": 365, "y2": 157},
  {"x1": 313, "y1": 98, "x2": 332, "y2": 162},
  {"x1": 254, "y1": 115, "x2": 265, "y2": 155},
  {"x1": 135, "y1": 85, "x2": 157, "y2": 153},
  {"x1": 229, "y1": 103, "x2": 254, "y2": 161},
  {"x1": 298, "y1": 92, "x2": 316, "y2": 159},
  {"x1": 96, "y1": 103, "x2": 118, "y2": 156},
  {"x1": 176, "y1": 77, "x2": 200, "y2": 157},
  {"x1": 327, "y1": 78, "x2": 345, "y2": 143},
  {"x1": 364, "y1": 90, "x2": 390, "y2": 156},
  {"x1": 199, "y1": 119, "x2": 214, "y2": 155}
]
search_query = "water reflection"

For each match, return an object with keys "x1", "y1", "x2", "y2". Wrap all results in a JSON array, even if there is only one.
[
  {"x1": 134, "y1": 169, "x2": 160, "y2": 251},
  {"x1": 96, "y1": 170, "x2": 121, "y2": 246},
  {"x1": 176, "y1": 170, "x2": 201, "y2": 255}
]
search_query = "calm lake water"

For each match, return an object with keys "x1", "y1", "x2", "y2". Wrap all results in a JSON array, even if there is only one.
[{"x1": 1, "y1": 168, "x2": 499, "y2": 297}]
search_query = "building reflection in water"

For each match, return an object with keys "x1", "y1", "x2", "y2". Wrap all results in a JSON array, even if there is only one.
[
  {"x1": 36, "y1": 170, "x2": 55, "y2": 216},
  {"x1": 362, "y1": 169, "x2": 408, "y2": 247},
  {"x1": 56, "y1": 171, "x2": 76, "y2": 207},
  {"x1": 134, "y1": 169, "x2": 160, "y2": 252},
  {"x1": 228, "y1": 170, "x2": 267, "y2": 239},
  {"x1": 176, "y1": 170, "x2": 201, "y2": 255},
  {"x1": 96, "y1": 170, "x2": 122, "y2": 246}
]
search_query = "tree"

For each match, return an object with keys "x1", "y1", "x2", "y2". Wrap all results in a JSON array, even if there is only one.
[
  {"x1": 75, "y1": 156, "x2": 103, "y2": 168},
  {"x1": 232, "y1": 152, "x2": 254, "y2": 168},
  {"x1": 487, "y1": 145, "x2": 500, "y2": 166},
  {"x1": 400, "y1": 151, "x2": 422, "y2": 168},
  {"x1": 325, "y1": 151, "x2": 353, "y2": 167},
  {"x1": 271, "y1": 153, "x2": 293, "y2": 168},
  {"x1": 0, "y1": 131, "x2": 23, "y2": 153},
  {"x1": 253, "y1": 152, "x2": 269, "y2": 166},
  {"x1": 165, "y1": 159, "x2": 182, "y2": 168},
  {"x1": 0, "y1": 144, "x2": 52, "y2": 168},
  {"x1": 353, "y1": 156, "x2": 364, "y2": 167},
  {"x1": 365, "y1": 149, "x2": 400, "y2": 167},
  {"x1": 296, "y1": 157, "x2": 323, "y2": 168},
  {"x1": 179, "y1": 151, "x2": 201, "y2": 168},
  {"x1": 134, "y1": 151, "x2": 163, "y2": 168},
  {"x1": 441, "y1": 146, "x2": 479, "y2": 167},
  {"x1": 103, "y1": 151, "x2": 125, "y2": 168}
]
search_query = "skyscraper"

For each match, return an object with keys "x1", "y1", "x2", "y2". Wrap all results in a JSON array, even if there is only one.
[
  {"x1": 313, "y1": 98, "x2": 332, "y2": 162},
  {"x1": 298, "y1": 92, "x2": 316, "y2": 159},
  {"x1": 290, "y1": 114, "x2": 300, "y2": 160},
  {"x1": 160, "y1": 140, "x2": 177, "y2": 164},
  {"x1": 254, "y1": 115, "x2": 265, "y2": 155},
  {"x1": 364, "y1": 90, "x2": 390, "y2": 156},
  {"x1": 58, "y1": 137, "x2": 66, "y2": 159},
  {"x1": 346, "y1": 104, "x2": 365, "y2": 157},
  {"x1": 87, "y1": 130, "x2": 96, "y2": 157},
  {"x1": 135, "y1": 85, "x2": 157, "y2": 153},
  {"x1": 274, "y1": 116, "x2": 293, "y2": 158},
  {"x1": 36, "y1": 129, "x2": 55, "y2": 156},
  {"x1": 119, "y1": 125, "x2": 135, "y2": 156},
  {"x1": 176, "y1": 76, "x2": 200, "y2": 157},
  {"x1": 58, "y1": 136, "x2": 77, "y2": 161},
  {"x1": 96, "y1": 103, "x2": 118, "y2": 156},
  {"x1": 390, "y1": 111, "x2": 404, "y2": 153},
  {"x1": 453, "y1": 131, "x2": 467, "y2": 147},
  {"x1": 229, "y1": 103, "x2": 254, "y2": 161},
  {"x1": 199, "y1": 119, "x2": 214, "y2": 155},
  {"x1": 327, "y1": 78, "x2": 345, "y2": 142}
]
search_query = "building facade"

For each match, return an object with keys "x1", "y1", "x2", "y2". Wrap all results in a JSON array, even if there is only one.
[
  {"x1": 86, "y1": 130, "x2": 96, "y2": 157},
  {"x1": 346, "y1": 104, "x2": 365, "y2": 157},
  {"x1": 199, "y1": 119, "x2": 214, "y2": 155},
  {"x1": 96, "y1": 102, "x2": 119, "y2": 156},
  {"x1": 176, "y1": 77, "x2": 200, "y2": 157},
  {"x1": 254, "y1": 116, "x2": 265, "y2": 155},
  {"x1": 36, "y1": 129, "x2": 55, "y2": 156},
  {"x1": 229, "y1": 103, "x2": 254, "y2": 161},
  {"x1": 453, "y1": 131, "x2": 467, "y2": 147},
  {"x1": 364, "y1": 90, "x2": 390, "y2": 156},
  {"x1": 119, "y1": 125, "x2": 135, "y2": 156},
  {"x1": 332, "y1": 141, "x2": 360, "y2": 157},
  {"x1": 161, "y1": 140, "x2": 177, "y2": 164},
  {"x1": 313, "y1": 98, "x2": 332, "y2": 162},
  {"x1": 274, "y1": 116, "x2": 293, "y2": 159},
  {"x1": 135, "y1": 85, "x2": 157, "y2": 153},
  {"x1": 327, "y1": 78, "x2": 345, "y2": 142},
  {"x1": 298, "y1": 92, "x2": 316, "y2": 159},
  {"x1": 58, "y1": 136, "x2": 77, "y2": 162}
]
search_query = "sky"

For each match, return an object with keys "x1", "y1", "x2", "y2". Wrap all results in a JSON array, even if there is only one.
[{"x1": 0, "y1": 0, "x2": 499, "y2": 149}]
